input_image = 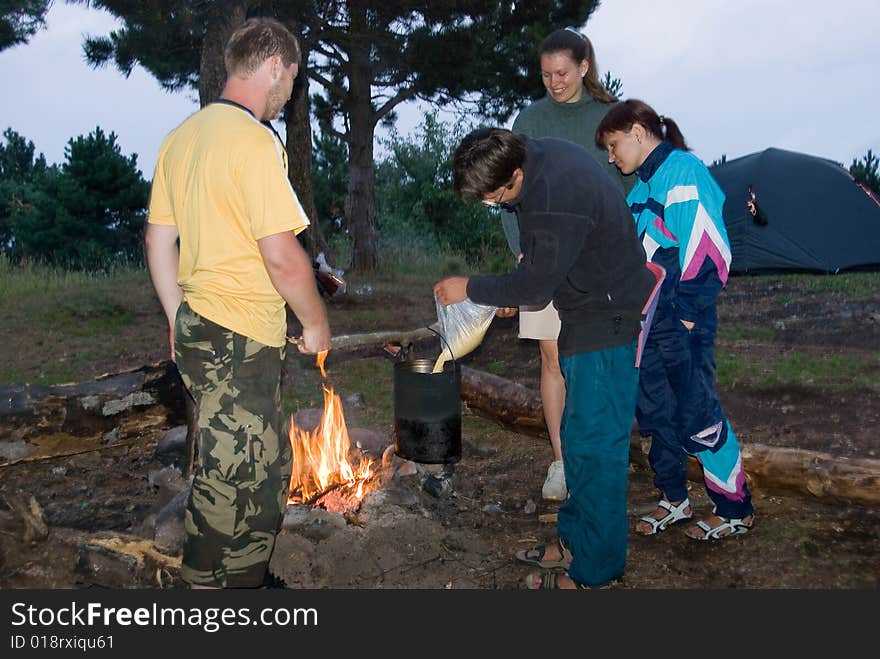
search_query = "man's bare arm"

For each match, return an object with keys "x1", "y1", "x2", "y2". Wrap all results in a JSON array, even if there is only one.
[
  {"x1": 145, "y1": 223, "x2": 183, "y2": 359},
  {"x1": 258, "y1": 231, "x2": 331, "y2": 354}
]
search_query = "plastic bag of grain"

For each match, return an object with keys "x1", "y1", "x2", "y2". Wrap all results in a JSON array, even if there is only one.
[{"x1": 432, "y1": 296, "x2": 498, "y2": 373}]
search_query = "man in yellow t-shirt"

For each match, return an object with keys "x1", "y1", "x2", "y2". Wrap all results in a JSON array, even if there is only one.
[{"x1": 145, "y1": 17, "x2": 330, "y2": 589}]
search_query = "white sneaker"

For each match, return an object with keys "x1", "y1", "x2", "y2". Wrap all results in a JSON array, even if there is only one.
[{"x1": 542, "y1": 460, "x2": 567, "y2": 501}]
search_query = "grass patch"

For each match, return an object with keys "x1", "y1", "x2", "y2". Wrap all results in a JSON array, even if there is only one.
[
  {"x1": 282, "y1": 356, "x2": 395, "y2": 430},
  {"x1": 751, "y1": 271, "x2": 880, "y2": 303},
  {"x1": 718, "y1": 349, "x2": 880, "y2": 390},
  {"x1": 0, "y1": 259, "x2": 164, "y2": 383},
  {"x1": 717, "y1": 324, "x2": 776, "y2": 343}
]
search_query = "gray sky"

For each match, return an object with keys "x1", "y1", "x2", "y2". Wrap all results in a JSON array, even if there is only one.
[{"x1": 1, "y1": 1, "x2": 878, "y2": 178}]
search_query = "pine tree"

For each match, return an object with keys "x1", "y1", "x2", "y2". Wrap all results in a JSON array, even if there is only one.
[
  {"x1": 0, "y1": 0, "x2": 51, "y2": 51},
  {"x1": 11, "y1": 127, "x2": 149, "y2": 268},
  {"x1": 850, "y1": 149, "x2": 880, "y2": 196}
]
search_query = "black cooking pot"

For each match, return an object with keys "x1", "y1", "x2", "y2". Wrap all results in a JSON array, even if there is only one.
[{"x1": 393, "y1": 358, "x2": 461, "y2": 464}]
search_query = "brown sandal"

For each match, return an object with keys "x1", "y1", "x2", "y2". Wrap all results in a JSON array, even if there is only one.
[
  {"x1": 515, "y1": 537, "x2": 573, "y2": 569},
  {"x1": 524, "y1": 571, "x2": 587, "y2": 589}
]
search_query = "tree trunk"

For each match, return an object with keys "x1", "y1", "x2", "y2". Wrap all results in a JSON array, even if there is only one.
[
  {"x1": 284, "y1": 44, "x2": 334, "y2": 265},
  {"x1": 345, "y1": 5, "x2": 379, "y2": 272},
  {"x1": 198, "y1": 1, "x2": 249, "y2": 107}
]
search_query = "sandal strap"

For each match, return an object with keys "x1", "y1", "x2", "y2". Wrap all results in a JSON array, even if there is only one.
[
  {"x1": 639, "y1": 498, "x2": 692, "y2": 534},
  {"x1": 557, "y1": 537, "x2": 573, "y2": 563},
  {"x1": 694, "y1": 516, "x2": 753, "y2": 540},
  {"x1": 658, "y1": 497, "x2": 690, "y2": 514}
]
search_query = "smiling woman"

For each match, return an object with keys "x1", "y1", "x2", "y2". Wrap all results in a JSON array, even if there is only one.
[{"x1": 498, "y1": 27, "x2": 634, "y2": 511}]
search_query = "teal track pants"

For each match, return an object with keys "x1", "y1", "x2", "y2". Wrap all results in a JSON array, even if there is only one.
[{"x1": 557, "y1": 340, "x2": 639, "y2": 587}]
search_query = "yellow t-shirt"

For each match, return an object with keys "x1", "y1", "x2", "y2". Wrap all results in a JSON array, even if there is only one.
[{"x1": 148, "y1": 102, "x2": 309, "y2": 347}]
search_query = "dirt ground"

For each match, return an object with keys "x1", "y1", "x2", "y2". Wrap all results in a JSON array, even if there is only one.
[{"x1": 1, "y1": 275, "x2": 878, "y2": 589}]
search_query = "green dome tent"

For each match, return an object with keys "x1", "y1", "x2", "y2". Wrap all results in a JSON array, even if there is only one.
[{"x1": 709, "y1": 148, "x2": 880, "y2": 273}]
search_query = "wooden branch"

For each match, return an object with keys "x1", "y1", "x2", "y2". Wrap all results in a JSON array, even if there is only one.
[
  {"x1": 86, "y1": 537, "x2": 181, "y2": 571},
  {"x1": 0, "y1": 438, "x2": 140, "y2": 468},
  {"x1": 374, "y1": 87, "x2": 417, "y2": 124},
  {"x1": 328, "y1": 324, "x2": 440, "y2": 351},
  {"x1": 307, "y1": 68, "x2": 349, "y2": 102}
]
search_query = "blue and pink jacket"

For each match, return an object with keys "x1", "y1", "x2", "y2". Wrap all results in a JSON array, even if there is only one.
[{"x1": 627, "y1": 141, "x2": 731, "y2": 323}]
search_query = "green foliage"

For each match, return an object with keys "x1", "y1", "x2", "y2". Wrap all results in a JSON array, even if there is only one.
[
  {"x1": 311, "y1": 131, "x2": 349, "y2": 235},
  {"x1": 79, "y1": 0, "x2": 201, "y2": 92},
  {"x1": 375, "y1": 112, "x2": 507, "y2": 261},
  {"x1": 601, "y1": 71, "x2": 623, "y2": 99},
  {"x1": 849, "y1": 148, "x2": 880, "y2": 196},
  {"x1": 0, "y1": 0, "x2": 50, "y2": 51},
  {"x1": 717, "y1": 324, "x2": 775, "y2": 343},
  {"x1": 71, "y1": 0, "x2": 602, "y2": 271},
  {"x1": 0, "y1": 127, "x2": 50, "y2": 249},
  {"x1": 8, "y1": 127, "x2": 149, "y2": 269}
]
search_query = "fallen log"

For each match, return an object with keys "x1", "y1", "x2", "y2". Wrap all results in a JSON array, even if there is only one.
[
  {"x1": 460, "y1": 365, "x2": 547, "y2": 438},
  {"x1": 0, "y1": 361, "x2": 187, "y2": 440},
  {"x1": 460, "y1": 366, "x2": 880, "y2": 508},
  {"x1": 5, "y1": 328, "x2": 878, "y2": 507}
]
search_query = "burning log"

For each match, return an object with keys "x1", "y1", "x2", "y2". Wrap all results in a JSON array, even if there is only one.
[
  {"x1": 459, "y1": 366, "x2": 880, "y2": 508},
  {"x1": 287, "y1": 352, "x2": 381, "y2": 514}
]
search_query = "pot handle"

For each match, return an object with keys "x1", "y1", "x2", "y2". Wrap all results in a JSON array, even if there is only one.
[{"x1": 426, "y1": 325, "x2": 456, "y2": 365}]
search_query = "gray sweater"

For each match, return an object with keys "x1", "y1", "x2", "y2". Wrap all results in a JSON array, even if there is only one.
[{"x1": 502, "y1": 89, "x2": 633, "y2": 255}]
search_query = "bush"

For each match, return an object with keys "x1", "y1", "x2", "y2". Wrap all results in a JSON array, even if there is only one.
[
  {"x1": 374, "y1": 112, "x2": 507, "y2": 262},
  {"x1": 2, "y1": 126, "x2": 148, "y2": 270}
]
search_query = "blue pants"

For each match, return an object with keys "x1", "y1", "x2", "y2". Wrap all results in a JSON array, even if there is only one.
[
  {"x1": 557, "y1": 341, "x2": 639, "y2": 587},
  {"x1": 636, "y1": 307, "x2": 752, "y2": 520}
]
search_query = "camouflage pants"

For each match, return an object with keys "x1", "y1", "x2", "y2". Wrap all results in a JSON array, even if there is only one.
[{"x1": 174, "y1": 302, "x2": 291, "y2": 588}]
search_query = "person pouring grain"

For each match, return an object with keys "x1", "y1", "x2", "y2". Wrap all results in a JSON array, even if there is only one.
[{"x1": 433, "y1": 128, "x2": 655, "y2": 589}]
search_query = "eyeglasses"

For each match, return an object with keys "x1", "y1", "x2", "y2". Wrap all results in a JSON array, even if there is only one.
[{"x1": 480, "y1": 177, "x2": 517, "y2": 208}]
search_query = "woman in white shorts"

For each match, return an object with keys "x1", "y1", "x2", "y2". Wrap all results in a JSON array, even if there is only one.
[{"x1": 501, "y1": 28, "x2": 634, "y2": 501}]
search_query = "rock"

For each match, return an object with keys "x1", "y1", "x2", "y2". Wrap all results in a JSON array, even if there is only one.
[
  {"x1": 348, "y1": 427, "x2": 390, "y2": 458},
  {"x1": 393, "y1": 458, "x2": 418, "y2": 478},
  {"x1": 523, "y1": 499, "x2": 537, "y2": 514},
  {"x1": 282, "y1": 504, "x2": 313, "y2": 529},
  {"x1": 153, "y1": 489, "x2": 189, "y2": 552},
  {"x1": 147, "y1": 465, "x2": 188, "y2": 508},
  {"x1": 293, "y1": 407, "x2": 323, "y2": 433},
  {"x1": 481, "y1": 502, "x2": 502, "y2": 514},
  {"x1": 463, "y1": 437, "x2": 498, "y2": 457},
  {"x1": 422, "y1": 474, "x2": 454, "y2": 498},
  {"x1": 0, "y1": 440, "x2": 37, "y2": 461},
  {"x1": 155, "y1": 425, "x2": 187, "y2": 460},
  {"x1": 344, "y1": 392, "x2": 367, "y2": 407},
  {"x1": 282, "y1": 505, "x2": 346, "y2": 542}
]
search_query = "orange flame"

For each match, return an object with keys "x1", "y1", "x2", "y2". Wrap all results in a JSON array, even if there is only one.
[
  {"x1": 287, "y1": 352, "x2": 374, "y2": 511},
  {"x1": 316, "y1": 350, "x2": 328, "y2": 379}
]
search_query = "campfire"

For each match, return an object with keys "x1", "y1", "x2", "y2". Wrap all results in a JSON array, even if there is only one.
[{"x1": 287, "y1": 351, "x2": 378, "y2": 514}]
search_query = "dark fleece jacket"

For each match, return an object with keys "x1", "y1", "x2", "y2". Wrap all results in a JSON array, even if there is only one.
[{"x1": 467, "y1": 137, "x2": 654, "y2": 356}]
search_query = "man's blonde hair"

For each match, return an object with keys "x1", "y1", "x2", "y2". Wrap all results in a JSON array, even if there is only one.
[{"x1": 224, "y1": 17, "x2": 301, "y2": 77}]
